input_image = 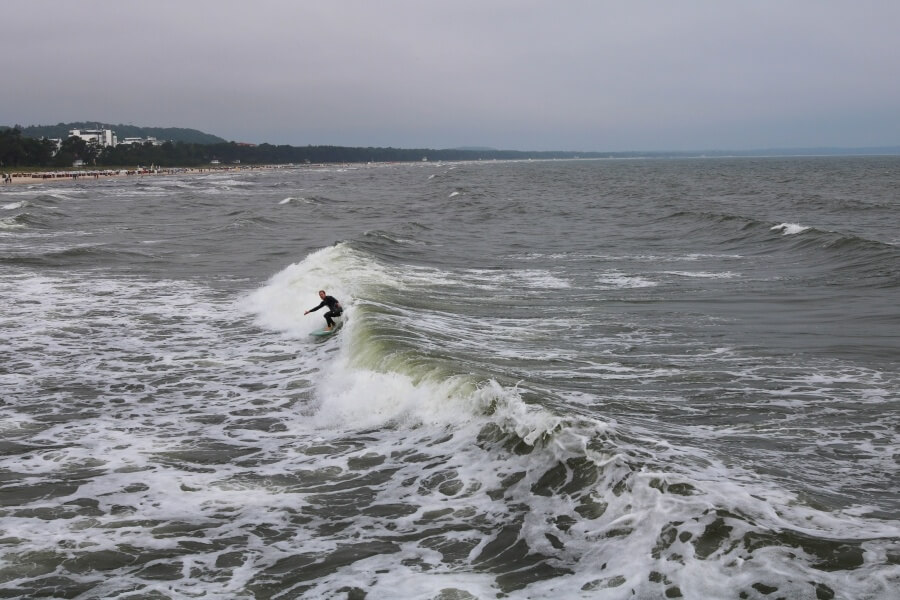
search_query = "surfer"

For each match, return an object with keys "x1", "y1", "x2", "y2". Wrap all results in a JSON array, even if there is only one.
[{"x1": 305, "y1": 290, "x2": 343, "y2": 330}]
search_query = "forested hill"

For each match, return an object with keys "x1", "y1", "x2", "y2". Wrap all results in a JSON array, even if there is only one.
[{"x1": 17, "y1": 122, "x2": 226, "y2": 144}]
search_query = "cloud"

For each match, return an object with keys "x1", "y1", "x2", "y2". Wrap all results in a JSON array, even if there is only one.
[{"x1": 4, "y1": 0, "x2": 900, "y2": 150}]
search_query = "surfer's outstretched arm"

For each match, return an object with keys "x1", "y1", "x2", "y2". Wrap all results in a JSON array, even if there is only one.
[{"x1": 304, "y1": 300, "x2": 325, "y2": 315}]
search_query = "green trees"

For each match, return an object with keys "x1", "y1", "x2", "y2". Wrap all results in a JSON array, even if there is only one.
[
  {"x1": 98, "y1": 141, "x2": 211, "y2": 167},
  {"x1": 2, "y1": 127, "x2": 608, "y2": 168},
  {"x1": 19, "y1": 123, "x2": 226, "y2": 144},
  {"x1": 53, "y1": 136, "x2": 101, "y2": 167},
  {"x1": 0, "y1": 127, "x2": 58, "y2": 167},
  {"x1": 0, "y1": 128, "x2": 27, "y2": 167}
]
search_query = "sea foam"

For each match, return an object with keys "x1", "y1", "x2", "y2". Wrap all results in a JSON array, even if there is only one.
[{"x1": 771, "y1": 222, "x2": 810, "y2": 235}]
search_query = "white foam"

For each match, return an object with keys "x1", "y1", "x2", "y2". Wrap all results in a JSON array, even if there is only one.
[
  {"x1": 597, "y1": 270, "x2": 657, "y2": 288},
  {"x1": 197, "y1": 175, "x2": 253, "y2": 186},
  {"x1": 772, "y1": 222, "x2": 810, "y2": 235},
  {"x1": 0, "y1": 216, "x2": 26, "y2": 230},
  {"x1": 242, "y1": 244, "x2": 386, "y2": 337},
  {"x1": 664, "y1": 270, "x2": 739, "y2": 278},
  {"x1": 2, "y1": 260, "x2": 896, "y2": 599},
  {"x1": 460, "y1": 267, "x2": 571, "y2": 290}
]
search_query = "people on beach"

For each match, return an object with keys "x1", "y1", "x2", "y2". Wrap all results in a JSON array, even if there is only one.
[
  {"x1": 4, "y1": 165, "x2": 279, "y2": 185},
  {"x1": 304, "y1": 290, "x2": 343, "y2": 330}
]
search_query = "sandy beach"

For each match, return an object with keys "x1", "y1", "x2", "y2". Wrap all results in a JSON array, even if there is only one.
[{"x1": 0, "y1": 165, "x2": 298, "y2": 185}]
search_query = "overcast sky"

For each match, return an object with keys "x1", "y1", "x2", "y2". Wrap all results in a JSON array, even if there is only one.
[{"x1": 4, "y1": 0, "x2": 900, "y2": 151}]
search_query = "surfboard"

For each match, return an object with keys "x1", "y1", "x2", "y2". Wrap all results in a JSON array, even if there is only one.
[{"x1": 310, "y1": 321, "x2": 342, "y2": 337}]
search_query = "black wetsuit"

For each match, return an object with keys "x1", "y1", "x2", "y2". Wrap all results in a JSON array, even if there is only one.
[{"x1": 309, "y1": 295, "x2": 343, "y2": 327}]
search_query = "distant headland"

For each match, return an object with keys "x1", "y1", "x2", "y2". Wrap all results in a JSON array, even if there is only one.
[
  {"x1": 17, "y1": 122, "x2": 227, "y2": 145},
  {"x1": 2, "y1": 121, "x2": 899, "y2": 170}
]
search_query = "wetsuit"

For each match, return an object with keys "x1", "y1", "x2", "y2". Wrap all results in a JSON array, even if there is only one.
[{"x1": 309, "y1": 295, "x2": 343, "y2": 327}]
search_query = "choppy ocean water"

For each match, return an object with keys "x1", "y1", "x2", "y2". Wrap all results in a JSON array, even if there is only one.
[{"x1": 1, "y1": 157, "x2": 898, "y2": 599}]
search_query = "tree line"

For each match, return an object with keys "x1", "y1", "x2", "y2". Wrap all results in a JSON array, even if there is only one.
[
  {"x1": 1, "y1": 127, "x2": 622, "y2": 169},
  {"x1": 5, "y1": 126, "x2": 898, "y2": 169},
  {"x1": 0, "y1": 128, "x2": 59, "y2": 167}
]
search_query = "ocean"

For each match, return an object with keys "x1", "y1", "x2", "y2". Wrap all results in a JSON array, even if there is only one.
[{"x1": 1, "y1": 157, "x2": 898, "y2": 599}]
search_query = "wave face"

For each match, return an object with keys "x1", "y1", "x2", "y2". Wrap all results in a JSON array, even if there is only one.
[{"x1": 1, "y1": 158, "x2": 898, "y2": 599}]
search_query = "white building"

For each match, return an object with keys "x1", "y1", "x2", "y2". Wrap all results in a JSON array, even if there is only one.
[
  {"x1": 69, "y1": 128, "x2": 117, "y2": 147},
  {"x1": 118, "y1": 136, "x2": 163, "y2": 146}
]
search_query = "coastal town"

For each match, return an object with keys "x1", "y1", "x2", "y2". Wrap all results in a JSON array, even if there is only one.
[
  {"x1": 2, "y1": 126, "x2": 165, "y2": 183},
  {"x1": 61, "y1": 127, "x2": 164, "y2": 149},
  {"x1": 2, "y1": 126, "x2": 253, "y2": 184}
]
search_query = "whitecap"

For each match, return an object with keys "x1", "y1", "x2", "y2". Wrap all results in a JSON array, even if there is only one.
[
  {"x1": 664, "y1": 271, "x2": 739, "y2": 279},
  {"x1": 452, "y1": 267, "x2": 571, "y2": 290},
  {"x1": 597, "y1": 271, "x2": 657, "y2": 288},
  {"x1": 242, "y1": 243, "x2": 386, "y2": 337},
  {"x1": 0, "y1": 216, "x2": 25, "y2": 230},
  {"x1": 771, "y1": 222, "x2": 810, "y2": 235}
]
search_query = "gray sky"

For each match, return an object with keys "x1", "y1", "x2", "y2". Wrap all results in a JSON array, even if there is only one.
[{"x1": 4, "y1": 0, "x2": 900, "y2": 151}]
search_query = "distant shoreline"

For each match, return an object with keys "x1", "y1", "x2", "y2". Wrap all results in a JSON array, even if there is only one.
[
  {"x1": 1, "y1": 165, "x2": 288, "y2": 186},
  {"x1": 4, "y1": 168, "x2": 186, "y2": 185},
  {"x1": 5, "y1": 151, "x2": 900, "y2": 187}
]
